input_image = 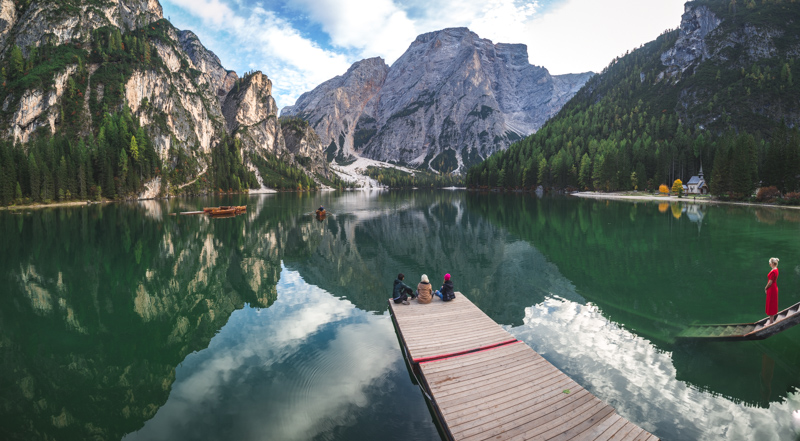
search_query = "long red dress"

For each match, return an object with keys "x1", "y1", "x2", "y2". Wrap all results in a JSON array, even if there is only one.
[{"x1": 766, "y1": 268, "x2": 779, "y2": 315}]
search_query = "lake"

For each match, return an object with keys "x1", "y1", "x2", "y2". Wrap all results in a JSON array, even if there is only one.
[{"x1": 1, "y1": 191, "x2": 799, "y2": 440}]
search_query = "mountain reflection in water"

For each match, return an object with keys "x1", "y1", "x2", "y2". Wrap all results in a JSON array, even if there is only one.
[
  {"x1": 125, "y1": 266, "x2": 437, "y2": 441},
  {"x1": 1, "y1": 191, "x2": 800, "y2": 441}
]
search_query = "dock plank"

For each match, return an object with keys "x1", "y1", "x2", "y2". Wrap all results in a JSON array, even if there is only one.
[{"x1": 389, "y1": 293, "x2": 657, "y2": 441}]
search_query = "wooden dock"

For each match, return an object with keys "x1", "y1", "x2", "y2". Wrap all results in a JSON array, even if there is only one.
[
  {"x1": 676, "y1": 300, "x2": 800, "y2": 341},
  {"x1": 389, "y1": 293, "x2": 657, "y2": 441}
]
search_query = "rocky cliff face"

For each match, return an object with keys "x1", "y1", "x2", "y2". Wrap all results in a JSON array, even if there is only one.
[
  {"x1": 282, "y1": 57, "x2": 388, "y2": 163},
  {"x1": 280, "y1": 117, "x2": 331, "y2": 178},
  {"x1": 5, "y1": 0, "x2": 163, "y2": 56},
  {"x1": 282, "y1": 28, "x2": 593, "y2": 173},
  {"x1": 0, "y1": 0, "x2": 327, "y2": 194},
  {"x1": 178, "y1": 30, "x2": 238, "y2": 105},
  {"x1": 661, "y1": 5, "x2": 722, "y2": 78},
  {"x1": 222, "y1": 72, "x2": 285, "y2": 157},
  {"x1": 656, "y1": 1, "x2": 800, "y2": 128}
]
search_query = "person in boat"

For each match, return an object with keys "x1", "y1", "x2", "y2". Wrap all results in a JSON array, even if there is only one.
[
  {"x1": 416, "y1": 274, "x2": 433, "y2": 304},
  {"x1": 434, "y1": 273, "x2": 455, "y2": 302},
  {"x1": 765, "y1": 257, "x2": 779, "y2": 324},
  {"x1": 316, "y1": 206, "x2": 325, "y2": 215},
  {"x1": 393, "y1": 273, "x2": 416, "y2": 305}
]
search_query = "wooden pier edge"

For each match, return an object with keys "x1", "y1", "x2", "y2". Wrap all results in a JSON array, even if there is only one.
[
  {"x1": 389, "y1": 302, "x2": 458, "y2": 441},
  {"x1": 388, "y1": 293, "x2": 658, "y2": 441}
]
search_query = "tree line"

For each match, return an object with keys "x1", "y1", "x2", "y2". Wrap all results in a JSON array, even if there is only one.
[
  {"x1": 467, "y1": 1, "x2": 800, "y2": 200},
  {"x1": 0, "y1": 19, "x2": 324, "y2": 205},
  {"x1": 363, "y1": 166, "x2": 464, "y2": 188}
]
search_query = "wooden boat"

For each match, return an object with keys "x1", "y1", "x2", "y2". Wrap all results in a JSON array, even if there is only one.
[
  {"x1": 676, "y1": 301, "x2": 800, "y2": 341},
  {"x1": 207, "y1": 208, "x2": 237, "y2": 216},
  {"x1": 203, "y1": 206, "x2": 246, "y2": 214}
]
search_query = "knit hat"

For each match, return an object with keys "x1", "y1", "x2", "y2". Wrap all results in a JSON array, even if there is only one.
[
  {"x1": 421, "y1": 274, "x2": 429, "y2": 283},
  {"x1": 444, "y1": 273, "x2": 451, "y2": 281}
]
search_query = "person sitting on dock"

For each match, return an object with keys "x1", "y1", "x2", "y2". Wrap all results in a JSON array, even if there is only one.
[
  {"x1": 393, "y1": 273, "x2": 416, "y2": 305},
  {"x1": 765, "y1": 257, "x2": 779, "y2": 324},
  {"x1": 416, "y1": 274, "x2": 433, "y2": 304},
  {"x1": 434, "y1": 273, "x2": 455, "y2": 302}
]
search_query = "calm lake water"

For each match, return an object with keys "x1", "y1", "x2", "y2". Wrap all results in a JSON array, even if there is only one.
[{"x1": 1, "y1": 191, "x2": 800, "y2": 441}]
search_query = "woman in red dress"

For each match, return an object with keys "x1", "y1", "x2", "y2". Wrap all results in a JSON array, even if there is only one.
[{"x1": 765, "y1": 257, "x2": 779, "y2": 324}]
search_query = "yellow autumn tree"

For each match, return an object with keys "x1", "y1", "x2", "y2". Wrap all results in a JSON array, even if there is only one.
[
  {"x1": 672, "y1": 179, "x2": 683, "y2": 195},
  {"x1": 659, "y1": 184, "x2": 669, "y2": 194}
]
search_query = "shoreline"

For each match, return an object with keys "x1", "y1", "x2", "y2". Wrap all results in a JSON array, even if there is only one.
[
  {"x1": 0, "y1": 200, "x2": 112, "y2": 211},
  {"x1": 571, "y1": 191, "x2": 800, "y2": 210}
]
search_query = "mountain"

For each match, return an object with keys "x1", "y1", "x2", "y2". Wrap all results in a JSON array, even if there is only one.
[
  {"x1": 281, "y1": 28, "x2": 593, "y2": 173},
  {"x1": 0, "y1": 0, "x2": 334, "y2": 206},
  {"x1": 467, "y1": 0, "x2": 800, "y2": 198}
]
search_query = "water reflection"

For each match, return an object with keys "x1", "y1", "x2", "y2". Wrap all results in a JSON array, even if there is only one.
[
  {"x1": 466, "y1": 193, "x2": 800, "y2": 409},
  {"x1": 124, "y1": 265, "x2": 437, "y2": 441},
  {"x1": 509, "y1": 297, "x2": 800, "y2": 441},
  {"x1": 4, "y1": 191, "x2": 800, "y2": 441},
  {"x1": 281, "y1": 191, "x2": 584, "y2": 323},
  {"x1": 0, "y1": 196, "x2": 284, "y2": 440}
]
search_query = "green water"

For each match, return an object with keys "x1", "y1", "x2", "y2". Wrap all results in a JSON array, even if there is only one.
[{"x1": 1, "y1": 192, "x2": 799, "y2": 440}]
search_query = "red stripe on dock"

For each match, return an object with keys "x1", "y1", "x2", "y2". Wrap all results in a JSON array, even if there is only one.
[{"x1": 417, "y1": 340, "x2": 523, "y2": 364}]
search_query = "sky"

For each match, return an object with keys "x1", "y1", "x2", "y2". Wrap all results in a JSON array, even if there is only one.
[{"x1": 160, "y1": 0, "x2": 687, "y2": 110}]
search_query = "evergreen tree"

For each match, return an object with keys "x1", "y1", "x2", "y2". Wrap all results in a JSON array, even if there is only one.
[
  {"x1": 129, "y1": 135, "x2": 139, "y2": 162},
  {"x1": 8, "y1": 45, "x2": 23, "y2": 80},
  {"x1": 28, "y1": 153, "x2": 39, "y2": 201}
]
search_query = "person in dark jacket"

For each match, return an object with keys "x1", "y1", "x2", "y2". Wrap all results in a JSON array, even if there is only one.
[
  {"x1": 434, "y1": 273, "x2": 455, "y2": 301},
  {"x1": 393, "y1": 273, "x2": 415, "y2": 305}
]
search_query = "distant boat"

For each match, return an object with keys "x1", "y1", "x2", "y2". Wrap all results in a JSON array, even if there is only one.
[
  {"x1": 676, "y1": 301, "x2": 800, "y2": 341},
  {"x1": 202, "y1": 206, "x2": 247, "y2": 217}
]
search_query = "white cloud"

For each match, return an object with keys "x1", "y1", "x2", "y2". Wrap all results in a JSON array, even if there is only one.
[
  {"x1": 162, "y1": 0, "x2": 687, "y2": 108},
  {"x1": 162, "y1": 0, "x2": 352, "y2": 108},
  {"x1": 522, "y1": 0, "x2": 686, "y2": 74},
  {"x1": 288, "y1": 0, "x2": 418, "y2": 63}
]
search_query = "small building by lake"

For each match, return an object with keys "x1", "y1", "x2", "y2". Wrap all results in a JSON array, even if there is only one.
[{"x1": 684, "y1": 166, "x2": 709, "y2": 195}]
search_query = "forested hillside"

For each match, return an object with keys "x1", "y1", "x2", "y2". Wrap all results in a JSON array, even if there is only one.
[
  {"x1": 467, "y1": 0, "x2": 800, "y2": 199},
  {"x1": 0, "y1": 1, "x2": 329, "y2": 206}
]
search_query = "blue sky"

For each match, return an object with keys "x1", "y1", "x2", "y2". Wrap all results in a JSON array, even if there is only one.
[{"x1": 161, "y1": 0, "x2": 686, "y2": 110}]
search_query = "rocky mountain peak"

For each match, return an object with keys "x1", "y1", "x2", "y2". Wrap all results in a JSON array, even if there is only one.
[
  {"x1": 412, "y1": 27, "x2": 473, "y2": 45},
  {"x1": 661, "y1": 4, "x2": 721, "y2": 77},
  {"x1": 3, "y1": 0, "x2": 164, "y2": 56},
  {"x1": 223, "y1": 71, "x2": 284, "y2": 155},
  {"x1": 283, "y1": 27, "x2": 593, "y2": 172},
  {"x1": 120, "y1": 0, "x2": 164, "y2": 28},
  {"x1": 495, "y1": 43, "x2": 531, "y2": 66},
  {"x1": 178, "y1": 30, "x2": 238, "y2": 101}
]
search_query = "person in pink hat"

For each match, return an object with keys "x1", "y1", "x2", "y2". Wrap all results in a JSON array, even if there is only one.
[{"x1": 434, "y1": 273, "x2": 455, "y2": 301}]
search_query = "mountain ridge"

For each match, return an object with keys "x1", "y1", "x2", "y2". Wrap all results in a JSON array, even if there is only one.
[
  {"x1": 0, "y1": 0, "x2": 337, "y2": 206},
  {"x1": 282, "y1": 27, "x2": 593, "y2": 174},
  {"x1": 467, "y1": 0, "x2": 800, "y2": 198}
]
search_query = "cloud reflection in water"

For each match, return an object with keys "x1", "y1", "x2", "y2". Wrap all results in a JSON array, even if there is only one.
[
  {"x1": 509, "y1": 297, "x2": 800, "y2": 441},
  {"x1": 125, "y1": 264, "x2": 435, "y2": 441}
]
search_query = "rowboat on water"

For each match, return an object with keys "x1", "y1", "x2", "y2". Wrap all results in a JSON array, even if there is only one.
[
  {"x1": 202, "y1": 206, "x2": 247, "y2": 215},
  {"x1": 208, "y1": 208, "x2": 237, "y2": 216}
]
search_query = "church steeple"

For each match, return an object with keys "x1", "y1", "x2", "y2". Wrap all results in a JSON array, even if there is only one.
[{"x1": 698, "y1": 164, "x2": 704, "y2": 178}]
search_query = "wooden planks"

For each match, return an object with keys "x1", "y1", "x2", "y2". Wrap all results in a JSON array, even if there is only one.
[
  {"x1": 389, "y1": 293, "x2": 658, "y2": 441},
  {"x1": 389, "y1": 292, "x2": 518, "y2": 363},
  {"x1": 676, "y1": 300, "x2": 800, "y2": 341}
]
